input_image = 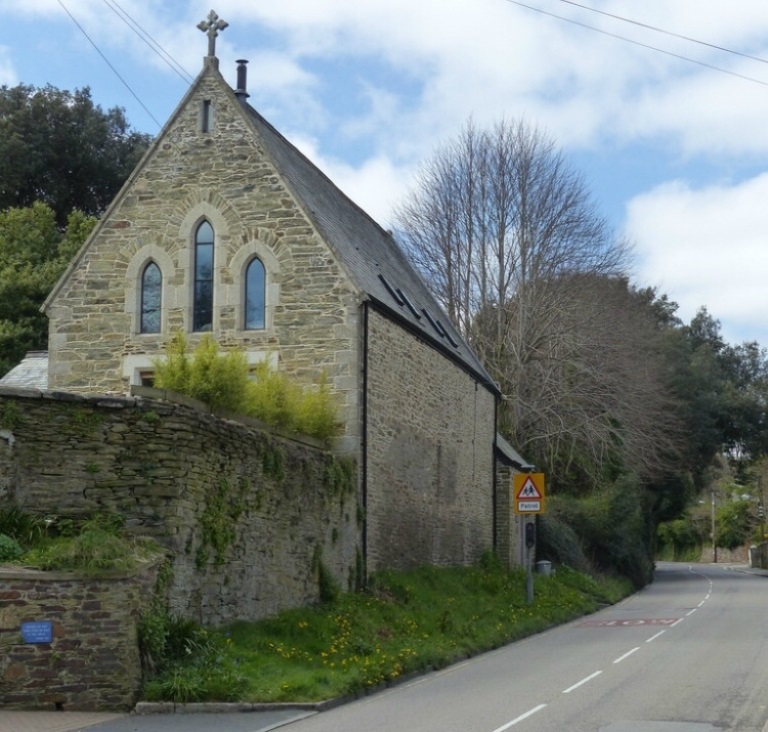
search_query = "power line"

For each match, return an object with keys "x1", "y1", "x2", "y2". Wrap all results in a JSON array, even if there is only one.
[
  {"x1": 56, "y1": 0, "x2": 165, "y2": 128},
  {"x1": 503, "y1": 0, "x2": 768, "y2": 89},
  {"x1": 558, "y1": 0, "x2": 768, "y2": 68},
  {"x1": 100, "y1": 0, "x2": 194, "y2": 85}
]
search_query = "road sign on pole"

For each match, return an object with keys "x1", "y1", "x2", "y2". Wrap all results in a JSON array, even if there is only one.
[{"x1": 514, "y1": 473, "x2": 546, "y2": 515}]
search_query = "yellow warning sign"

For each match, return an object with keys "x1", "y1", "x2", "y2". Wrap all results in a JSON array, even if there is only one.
[{"x1": 513, "y1": 473, "x2": 546, "y2": 514}]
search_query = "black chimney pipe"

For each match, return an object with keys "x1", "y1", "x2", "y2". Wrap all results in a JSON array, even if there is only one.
[{"x1": 235, "y1": 59, "x2": 249, "y2": 99}]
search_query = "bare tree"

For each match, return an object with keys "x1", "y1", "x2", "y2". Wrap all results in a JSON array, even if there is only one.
[{"x1": 394, "y1": 119, "x2": 681, "y2": 486}]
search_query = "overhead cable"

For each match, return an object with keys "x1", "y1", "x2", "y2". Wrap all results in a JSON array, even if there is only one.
[
  {"x1": 558, "y1": 0, "x2": 768, "y2": 67},
  {"x1": 101, "y1": 0, "x2": 195, "y2": 84},
  {"x1": 503, "y1": 0, "x2": 768, "y2": 88},
  {"x1": 56, "y1": 0, "x2": 165, "y2": 128}
]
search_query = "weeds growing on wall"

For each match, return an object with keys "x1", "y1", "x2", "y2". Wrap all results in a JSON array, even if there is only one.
[
  {"x1": 196, "y1": 479, "x2": 247, "y2": 568},
  {"x1": 0, "y1": 510, "x2": 162, "y2": 574},
  {"x1": 153, "y1": 333, "x2": 341, "y2": 442}
]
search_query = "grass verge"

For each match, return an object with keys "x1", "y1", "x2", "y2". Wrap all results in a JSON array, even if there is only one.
[{"x1": 141, "y1": 558, "x2": 632, "y2": 704}]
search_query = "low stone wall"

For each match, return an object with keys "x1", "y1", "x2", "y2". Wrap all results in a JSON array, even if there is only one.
[
  {"x1": 700, "y1": 544, "x2": 750, "y2": 564},
  {"x1": 0, "y1": 386, "x2": 360, "y2": 626},
  {"x1": 0, "y1": 562, "x2": 159, "y2": 710},
  {"x1": 749, "y1": 542, "x2": 768, "y2": 569}
]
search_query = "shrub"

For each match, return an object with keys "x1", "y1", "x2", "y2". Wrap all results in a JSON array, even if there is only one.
[
  {"x1": 716, "y1": 499, "x2": 754, "y2": 550},
  {"x1": 656, "y1": 516, "x2": 703, "y2": 560},
  {"x1": 544, "y1": 476, "x2": 654, "y2": 589},
  {"x1": 153, "y1": 333, "x2": 251, "y2": 413},
  {"x1": 138, "y1": 610, "x2": 247, "y2": 702},
  {"x1": 153, "y1": 333, "x2": 341, "y2": 442},
  {"x1": 0, "y1": 506, "x2": 46, "y2": 547},
  {"x1": 0, "y1": 533, "x2": 23, "y2": 561}
]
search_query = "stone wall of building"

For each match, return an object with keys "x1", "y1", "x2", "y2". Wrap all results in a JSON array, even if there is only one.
[
  {"x1": 0, "y1": 387, "x2": 360, "y2": 626},
  {"x1": 364, "y1": 308, "x2": 497, "y2": 572},
  {"x1": 0, "y1": 563, "x2": 159, "y2": 710},
  {"x1": 495, "y1": 465, "x2": 523, "y2": 568},
  {"x1": 45, "y1": 61, "x2": 362, "y2": 455}
]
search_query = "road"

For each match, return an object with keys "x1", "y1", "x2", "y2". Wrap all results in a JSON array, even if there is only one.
[{"x1": 53, "y1": 562, "x2": 768, "y2": 732}]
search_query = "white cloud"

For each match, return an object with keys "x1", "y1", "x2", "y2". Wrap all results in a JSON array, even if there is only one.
[
  {"x1": 626, "y1": 174, "x2": 768, "y2": 342},
  {"x1": 287, "y1": 132, "x2": 409, "y2": 226},
  {"x1": 0, "y1": 47, "x2": 17, "y2": 86},
  {"x1": 4, "y1": 0, "x2": 768, "y2": 344}
]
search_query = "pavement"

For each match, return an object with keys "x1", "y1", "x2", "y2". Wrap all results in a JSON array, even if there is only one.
[
  {"x1": 4, "y1": 562, "x2": 768, "y2": 732},
  {"x1": 0, "y1": 707, "x2": 318, "y2": 732}
]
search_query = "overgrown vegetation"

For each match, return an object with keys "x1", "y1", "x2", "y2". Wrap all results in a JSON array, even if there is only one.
[
  {"x1": 0, "y1": 509, "x2": 161, "y2": 574},
  {"x1": 152, "y1": 333, "x2": 340, "y2": 443},
  {"x1": 139, "y1": 609, "x2": 247, "y2": 703},
  {"x1": 538, "y1": 476, "x2": 655, "y2": 588},
  {"x1": 139, "y1": 557, "x2": 631, "y2": 704}
]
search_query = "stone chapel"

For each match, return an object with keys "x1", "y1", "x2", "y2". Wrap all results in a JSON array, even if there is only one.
[{"x1": 19, "y1": 13, "x2": 531, "y2": 572}]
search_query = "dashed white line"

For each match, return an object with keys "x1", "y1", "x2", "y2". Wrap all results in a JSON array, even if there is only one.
[
  {"x1": 563, "y1": 670, "x2": 603, "y2": 694},
  {"x1": 613, "y1": 647, "x2": 640, "y2": 664},
  {"x1": 490, "y1": 704, "x2": 548, "y2": 731},
  {"x1": 686, "y1": 608, "x2": 698, "y2": 617},
  {"x1": 671, "y1": 618, "x2": 684, "y2": 628}
]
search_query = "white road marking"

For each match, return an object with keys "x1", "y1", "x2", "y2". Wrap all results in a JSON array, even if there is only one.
[
  {"x1": 671, "y1": 618, "x2": 684, "y2": 627},
  {"x1": 686, "y1": 608, "x2": 698, "y2": 617},
  {"x1": 646, "y1": 630, "x2": 666, "y2": 643},
  {"x1": 563, "y1": 670, "x2": 603, "y2": 693},
  {"x1": 490, "y1": 704, "x2": 548, "y2": 731},
  {"x1": 613, "y1": 647, "x2": 640, "y2": 664}
]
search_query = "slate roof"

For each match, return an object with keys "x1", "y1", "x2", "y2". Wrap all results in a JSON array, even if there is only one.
[
  {"x1": 495, "y1": 433, "x2": 535, "y2": 471},
  {"x1": 240, "y1": 102, "x2": 498, "y2": 393},
  {"x1": 0, "y1": 351, "x2": 49, "y2": 390}
]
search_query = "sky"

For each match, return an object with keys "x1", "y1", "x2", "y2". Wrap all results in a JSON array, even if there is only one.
[{"x1": 2, "y1": 0, "x2": 768, "y2": 346}]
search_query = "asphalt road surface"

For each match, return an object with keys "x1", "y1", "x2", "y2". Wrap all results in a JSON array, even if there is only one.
[{"x1": 84, "y1": 562, "x2": 768, "y2": 732}]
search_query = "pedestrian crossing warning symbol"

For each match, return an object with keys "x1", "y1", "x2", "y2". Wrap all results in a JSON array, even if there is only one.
[
  {"x1": 516, "y1": 477, "x2": 542, "y2": 500},
  {"x1": 513, "y1": 473, "x2": 546, "y2": 514}
]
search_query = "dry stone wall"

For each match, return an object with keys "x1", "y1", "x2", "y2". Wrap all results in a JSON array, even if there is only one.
[{"x1": 0, "y1": 387, "x2": 360, "y2": 626}]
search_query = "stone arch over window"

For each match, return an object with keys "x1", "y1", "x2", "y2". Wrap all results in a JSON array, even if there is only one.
[
  {"x1": 140, "y1": 261, "x2": 162, "y2": 333},
  {"x1": 229, "y1": 240, "x2": 281, "y2": 333},
  {"x1": 125, "y1": 245, "x2": 174, "y2": 335}
]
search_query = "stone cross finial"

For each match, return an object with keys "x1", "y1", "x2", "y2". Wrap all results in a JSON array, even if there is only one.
[{"x1": 197, "y1": 10, "x2": 228, "y2": 57}]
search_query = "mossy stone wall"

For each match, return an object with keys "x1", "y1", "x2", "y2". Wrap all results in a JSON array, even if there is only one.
[{"x1": 0, "y1": 387, "x2": 360, "y2": 626}]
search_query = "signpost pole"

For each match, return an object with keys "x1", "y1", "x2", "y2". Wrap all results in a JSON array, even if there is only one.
[
  {"x1": 514, "y1": 473, "x2": 546, "y2": 606},
  {"x1": 525, "y1": 517, "x2": 534, "y2": 605}
]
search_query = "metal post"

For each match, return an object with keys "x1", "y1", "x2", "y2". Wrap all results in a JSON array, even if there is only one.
[
  {"x1": 711, "y1": 490, "x2": 717, "y2": 563},
  {"x1": 525, "y1": 517, "x2": 534, "y2": 605}
]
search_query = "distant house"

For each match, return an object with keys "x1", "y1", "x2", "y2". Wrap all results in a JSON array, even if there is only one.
[{"x1": 13, "y1": 14, "x2": 531, "y2": 572}]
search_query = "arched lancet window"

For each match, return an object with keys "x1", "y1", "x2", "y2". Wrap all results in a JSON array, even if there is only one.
[
  {"x1": 193, "y1": 221, "x2": 214, "y2": 331},
  {"x1": 245, "y1": 257, "x2": 266, "y2": 330},
  {"x1": 140, "y1": 261, "x2": 162, "y2": 334}
]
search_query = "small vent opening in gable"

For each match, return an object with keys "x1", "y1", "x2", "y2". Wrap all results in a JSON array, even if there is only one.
[{"x1": 200, "y1": 99, "x2": 214, "y2": 133}]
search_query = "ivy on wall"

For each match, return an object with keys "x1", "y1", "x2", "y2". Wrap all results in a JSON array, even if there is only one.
[{"x1": 196, "y1": 479, "x2": 248, "y2": 568}]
